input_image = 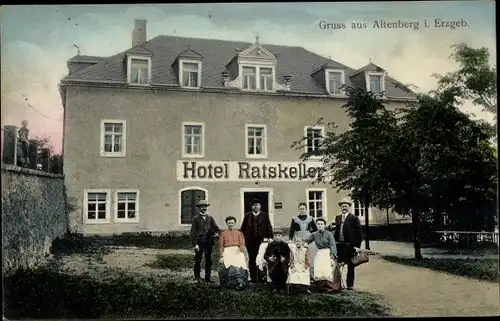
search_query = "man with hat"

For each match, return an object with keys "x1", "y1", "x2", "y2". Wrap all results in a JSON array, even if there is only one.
[
  {"x1": 190, "y1": 199, "x2": 221, "y2": 283},
  {"x1": 240, "y1": 198, "x2": 274, "y2": 283},
  {"x1": 329, "y1": 197, "x2": 362, "y2": 290},
  {"x1": 264, "y1": 228, "x2": 292, "y2": 293}
]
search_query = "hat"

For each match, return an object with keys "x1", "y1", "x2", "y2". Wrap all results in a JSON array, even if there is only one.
[
  {"x1": 273, "y1": 228, "x2": 284, "y2": 234},
  {"x1": 251, "y1": 198, "x2": 261, "y2": 205},
  {"x1": 338, "y1": 197, "x2": 352, "y2": 206},
  {"x1": 196, "y1": 199, "x2": 210, "y2": 207}
]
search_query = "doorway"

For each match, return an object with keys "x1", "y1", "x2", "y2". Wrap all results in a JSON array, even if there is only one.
[{"x1": 240, "y1": 188, "x2": 274, "y2": 226}]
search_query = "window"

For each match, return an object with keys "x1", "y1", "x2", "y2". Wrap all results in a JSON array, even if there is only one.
[
  {"x1": 180, "y1": 60, "x2": 201, "y2": 88},
  {"x1": 307, "y1": 188, "x2": 327, "y2": 219},
  {"x1": 115, "y1": 190, "x2": 139, "y2": 222},
  {"x1": 179, "y1": 187, "x2": 208, "y2": 225},
  {"x1": 245, "y1": 124, "x2": 267, "y2": 158},
  {"x1": 100, "y1": 120, "x2": 126, "y2": 157},
  {"x1": 241, "y1": 65, "x2": 275, "y2": 91},
  {"x1": 304, "y1": 126, "x2": 325, "y2": 156},
  {"x1": 353, "y1": 201, "x2": 370, "y2": 217},
  {"x1": 182, "y1": 122, "x2": 205, "y2": 158},
  {"x1": 84, "y1": 189, "x2": 110, "y2": 224},
  {"x1": 259, "y1": 68, "x2": 273, "y2": 91},
  {"x1": 128, "y1": 57, "x2": 151, "y2": 85},
  {"x1": 242, "y1": 67, "x2": 256, "y2": 90},
  {"x1": 326, "y1": 70, "x2": 345, "y2": 95},
  {"x1": 366, "y1": 72, "x2": 385, "y2": 94}
]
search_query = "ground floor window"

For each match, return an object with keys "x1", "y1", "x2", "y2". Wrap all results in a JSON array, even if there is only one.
[
  {"x1": 307, "y1": 188, "x2": 326, "y2": 219},
  {"x1": 84, "y1": 189, "x2": 110, "y2": 223},
  {"x1": 115, "y1": 190, "x2": 139, "y2": 222},
  {"x1": 180, "y1": 187, "x2": 207, "y2": 225},
  {"x1": 353, "y1": 201, "x2": 369, "y2": 217}
]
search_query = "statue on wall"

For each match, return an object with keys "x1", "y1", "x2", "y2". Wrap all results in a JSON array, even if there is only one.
[{"x1": 17, "y1": 120, "x2": 30, "y2": 167}]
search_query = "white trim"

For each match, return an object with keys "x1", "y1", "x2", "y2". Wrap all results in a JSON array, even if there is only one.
[
  {"x1": 306, "y1": 188, "x2": 328, "y2": 221},
  {"x1": 353, "y1": 201, "x2": 372, "y2": 219},
  {"x1": 240, "y1": 187, "x2": 274, "y2": 227},
  {"x1": 83, "y1": 189, "x2": 111, "y2": 224},
  {"x1": 100, "y1": 119, "x2": 127, "y2": 158},
  {"x1": 114, "y1": 189, "x2": 140, "y2": 223},
  {"x1": 244, "y1": 124, "x2": 268, "y2": 159},
  {"x1": 365, "y1": 71, "x2": 386, "y2": 94},
  {"x1": 303, "y1": 125, "x2": 325, "y2": 160},
  {"x1": 179, "y1": 59, "x2": 202, "y2": 89},
  {"x1": 239, "y1": 64, "x2": 276, "y2": 92},
  {"x1": 325, "y1": 69, "x2": 346, "y2": 96},
  {"x1": 178, "y1": 186, "x2": 209, "y2": 226},
  {"x1": 239, "y1": 44, "x2": 277, "y2": 60},
  {"x1": 181, "y1": 122, "x2": 205, "y2": 158},
  {"x1": 127, "y1": 55, "x2": 152, "y2": 86}
]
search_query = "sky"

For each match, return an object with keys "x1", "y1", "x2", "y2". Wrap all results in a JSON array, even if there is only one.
[{"x1": 1, "y1": 1, "x2": 497, "y2": 154}]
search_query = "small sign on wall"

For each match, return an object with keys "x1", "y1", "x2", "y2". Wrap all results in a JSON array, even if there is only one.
[{"x1": 274, "y1": 202, "x2": 283, "y2": 210}]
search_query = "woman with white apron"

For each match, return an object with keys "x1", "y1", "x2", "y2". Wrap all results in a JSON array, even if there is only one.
[
  {"x1": 218, "y1": 216, "x2": 249, "y2": 290},
  {"x1": 287, "y1": 235, "x2": 312, "y2": 294},
  {"x1": 303, "y1": 218, "x2": 339, "y2": 293},
  {"x1": 288, "y1": 202, "x2": 318, "y2": 280}
]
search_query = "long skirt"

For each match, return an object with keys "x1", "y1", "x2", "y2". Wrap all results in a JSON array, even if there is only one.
[
  {"x1": 219, "y1": 246, "x2": 249, "y2": 289},
  {"x1": 256, "y1": 242, "x2": 271, "y2": 282}
]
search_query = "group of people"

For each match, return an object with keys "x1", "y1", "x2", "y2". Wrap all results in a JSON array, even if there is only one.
[{"x1": 189, "y1": 197, "x2": 363, "y2": 294}]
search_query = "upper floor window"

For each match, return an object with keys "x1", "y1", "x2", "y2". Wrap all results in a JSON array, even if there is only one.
[
  {"x1": 241, "y1": 65, "x2": 274, "y2": 91},
  {"x1": 304, "y1": 126, "x2": 325, "y2": 157},
  {"x1": 128, "y1": 57, "x2": 151, "y2": 86},
  {"x1": 100, "y1": 120, "x2": 126, "y2": 158},
  {"x1": 326, "y1": 70, "x2": 345, "y2": 96},
  {"x1": 182, "y1": 122, "x2": 205, "y2": 158},
  {"x1": 366, "y1": 72, "x2": 385, "y2": 94},
  {"x1": 180, "y1": 60, "x2": 202, "y2": 88},
  {"x1": 245, "y1": 124, "x2": 267, "y2": 158}
]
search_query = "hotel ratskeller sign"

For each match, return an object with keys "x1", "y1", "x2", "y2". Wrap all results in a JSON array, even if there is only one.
[{"x1": 177, "y1": 161, "x2": 325, "y2": 182}]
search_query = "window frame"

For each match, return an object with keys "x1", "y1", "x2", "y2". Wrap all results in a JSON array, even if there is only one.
[
  {"x1": 127, "y1": 55, "x2": 152, "y2": 86},
  {"x1": 178, "y1": 186, "x2": 209, "y2": 226},
  {"x1": 325, "y1": 69, "x2": 346, "y2": 96},
  {"x1": 100, "y1": 119, "x2": 127, "y2": 158},
  {"x1": 365, "y1": 71, "x2": 386, "y2": 94},
  {"x1": 83, "y1": 189, "x2": 111, "y2": 225},
  {"x1": 303, "y1": 125, "x2": 325, "y2": 160},
  {"x1": 245, "y1": 124, "x2": 268, "y2": 159},
  {"x1": 114, "y1": 189, "x2": 140, "y2": 223},
  {"x1": 181, "y1": 121, "x2": 205, "y2": 159},
  {"x1": 179, "y1": 59, "x2": 202, "y2": 89},
  {"x1": 240, "y1": 64, "x2": 275, "y2": 92},
  {"x1": 306, "y1": 188, "x2": 328, "y2": 221},
  {"x1": 353, "y1": 201, "x2": 372, "y2": 218}
]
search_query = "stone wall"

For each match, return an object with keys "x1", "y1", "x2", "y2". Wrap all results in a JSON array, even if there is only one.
[{"x1": 2, "y1": 164, "x2": 67, "y2": 273}]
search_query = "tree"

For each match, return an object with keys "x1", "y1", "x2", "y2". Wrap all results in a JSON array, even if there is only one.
[
  {"x1": 434, "y1": 43, "x2": 497, "y2": 115},
  {"x1": 34, "y1": 135, "x2": 62, "y2": 174}
]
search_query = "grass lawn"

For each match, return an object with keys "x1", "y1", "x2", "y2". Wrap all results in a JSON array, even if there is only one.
[{"x1": 381, "y1": 255, "x2": 499, "y2": 282}]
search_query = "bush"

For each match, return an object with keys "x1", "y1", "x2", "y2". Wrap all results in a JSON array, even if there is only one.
[
  {"x1": 381, "y1": 256, "x2": 499, "y2": 282},
  {"x1": 3, "y1": 267, "x2": 389, "y2": 319}
]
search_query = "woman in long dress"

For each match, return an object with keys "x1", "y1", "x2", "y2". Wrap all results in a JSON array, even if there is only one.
[
  {"x1": 288, "y1": 202, "x2": 318, "y2": 280},
  {"x1": 218, "y1": 216, "x2": 249, "y2": 290},
  {"x1": 303, "y1": 218, "x2": 339, "y2": 293}
]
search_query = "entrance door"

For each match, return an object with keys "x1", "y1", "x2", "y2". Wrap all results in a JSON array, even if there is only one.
[{"x1": 243, "y1": 191, "x2": 269, "y2": 215}]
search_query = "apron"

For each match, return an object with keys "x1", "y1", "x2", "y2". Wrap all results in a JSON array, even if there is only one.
[
  {"x1": 222, "y1": 246, "x2": 248, "y2": 270},
  {"x1": 256, "y1": 242, "x2": 271, "y2": 282},
  {"x1": 292, "y1": 215, "x2": 317, "y2": 279},
  {"x1": 313, "y1": 248, "x2": 335, "y2": 282},
  {"x1": 287, "y1": 245, "x2": 310, "y2": 286}
]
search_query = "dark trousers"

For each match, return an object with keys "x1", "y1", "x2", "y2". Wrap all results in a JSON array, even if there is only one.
[
  {"x1": 270, "y1": 265, "x2": 288, "y2": 291},
  {"x1": 246, "y1": 239, "x2": 262, "y2": 282},
  {"x1": 336, "y1": 242, "x2": 356, "y2": 288},
  {"x1": 194, "y1": 242, "x2": 213, "y2": 280}
]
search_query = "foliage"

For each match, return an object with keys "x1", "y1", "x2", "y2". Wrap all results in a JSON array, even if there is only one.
[
  {"x1": 433, "y1": 43, "x2": 497, "y2": 114},
  {"x1": 381, "y1": 256, "x2": 499, "y2": 282},
  {"x1": 3, "y1": 267, "x2": 389, "y2": 319}
]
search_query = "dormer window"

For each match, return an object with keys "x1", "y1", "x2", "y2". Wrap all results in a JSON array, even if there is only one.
[
  {"x1": 179, "y1": 60, "x2": 202, "y2": 89},
  {"x1": 242, "y1": 67, "x2": 256, "y2": 90},
  {"x1": 325, "y1": 69, "x2": 345, "y2": 96},
  {"x1": 366, "y1": 72, "x2": 385, "y2": 94},
  {"x1": 127, "y1": 56, "x2": 151, "y2": 86},
  {"x1": 241, "y1": 65, "x2": 275, "y2": 91},
  {"x1": 259, "y1": 68, "x2": 273, "y2": 91}
]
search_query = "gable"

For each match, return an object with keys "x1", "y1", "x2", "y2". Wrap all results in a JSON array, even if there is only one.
[{"x1": 239, "y1": 44, "x2": 276, "y2": 60}]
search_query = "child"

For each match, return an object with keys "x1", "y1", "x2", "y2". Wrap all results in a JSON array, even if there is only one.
[
  {"x1": 287, "y1": 235, "x2": 312, "y2": 294},
  {"x1": 264, "y1": 228, "x2": 291, "y2": 293}
]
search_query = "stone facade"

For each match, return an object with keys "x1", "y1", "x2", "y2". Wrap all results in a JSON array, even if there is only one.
[{"x1": 1, "y1": 165, "x2": 67, "y2": 273}]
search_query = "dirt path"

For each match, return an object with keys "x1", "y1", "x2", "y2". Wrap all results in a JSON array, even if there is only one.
[{"x1": 353, "y1": 256, "x2": 499, "y2": 317}]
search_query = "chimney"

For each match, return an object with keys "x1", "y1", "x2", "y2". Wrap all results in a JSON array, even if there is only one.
[{"x1": 132, "y1": 19, "x2": 147, "y2": 47}]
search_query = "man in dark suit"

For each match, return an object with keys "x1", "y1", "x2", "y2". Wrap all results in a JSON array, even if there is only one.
[
  {"x1": 329, "y1": 198, "x2": 362, "y2": 290},
  {"x1": 190, "y1": 199, "x2": 221, "y2": 283},
  {"x1": 240, "y1": 198, "x2": 274, "y2": 283}
]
